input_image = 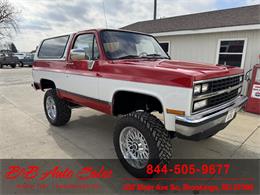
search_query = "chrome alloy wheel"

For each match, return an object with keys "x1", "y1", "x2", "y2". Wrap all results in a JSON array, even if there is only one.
[
  {"x1": 46, "y1": 96, "x2": 57, "y2": 120},
  {"x1": 119, "y1": 126, "x2": 149, "y2": 169}
]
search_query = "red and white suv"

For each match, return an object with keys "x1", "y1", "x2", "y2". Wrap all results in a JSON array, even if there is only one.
[{"x1": 32, "y1": 29, "x2": 247, "y2": 177}]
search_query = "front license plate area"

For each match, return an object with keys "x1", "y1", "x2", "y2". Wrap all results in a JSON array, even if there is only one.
[{"x1": 225, "y1": 109, "x2": 236, "y2": 123}]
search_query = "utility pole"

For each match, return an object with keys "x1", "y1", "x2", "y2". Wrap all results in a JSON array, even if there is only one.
[{"x1": 154, "y1": 0, "x2": 157, "y2": 20}]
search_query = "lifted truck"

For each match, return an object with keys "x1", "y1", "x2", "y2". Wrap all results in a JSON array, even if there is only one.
[{"x1": 32, "y1": 29, "x2": 247, "y2": 177}]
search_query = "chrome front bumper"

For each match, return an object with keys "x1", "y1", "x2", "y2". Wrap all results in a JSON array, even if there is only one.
[{"x1": 175, "y1": 95, "x2": 248, "y2": 139}]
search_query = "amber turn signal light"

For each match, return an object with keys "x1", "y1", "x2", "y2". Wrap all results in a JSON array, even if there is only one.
[{"x1": 166, "y1": 108, "x2": 185, "y2": 116}]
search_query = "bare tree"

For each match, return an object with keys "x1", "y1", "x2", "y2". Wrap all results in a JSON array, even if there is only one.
[
  {"x1": 9, "y1": 42, "x2": 17, "y2": 52},
  {"x1": 0, "y1": 0, "x2": 19, "y2": 39}
]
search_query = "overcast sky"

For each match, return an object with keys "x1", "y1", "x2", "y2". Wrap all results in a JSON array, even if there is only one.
[{"x1": 5, "y1": 0, "x2": 260, "y2": 52}]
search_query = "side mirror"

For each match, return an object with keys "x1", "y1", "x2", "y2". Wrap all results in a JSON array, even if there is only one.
[
  {"x1": 70, "y1": 48, "x2": 95, "y2": 70},
  {"x1": 70, "y1": 48, "x2": 89, "y2": 61}
]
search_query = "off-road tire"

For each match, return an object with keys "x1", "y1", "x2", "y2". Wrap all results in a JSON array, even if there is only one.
[
  {"x1": 44, "y1": 89, "x2": 71, "y2": 126},
  {"x1": 11, "y1": 64, "x2": 16, "y2": 68},
  {"x1": 114, "y1": 111, "x2": 172, "y2": 178}
]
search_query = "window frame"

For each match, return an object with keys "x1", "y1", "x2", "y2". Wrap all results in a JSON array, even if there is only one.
[
  {"x1": 37, "y1": 35, "x2": 70, "y2": 60},
  {"x1": 215, "y1": 38, "x2": 247, "y2": 68},
  {"x1": 159, "y1": 41, "x2": 171, "y2": 56},
  {"x1": 71, "y1": 33, "x2": 100, "y2": 61},
  {"x1": 100, "y1": 29, "x2": 170, "y2": 60}
]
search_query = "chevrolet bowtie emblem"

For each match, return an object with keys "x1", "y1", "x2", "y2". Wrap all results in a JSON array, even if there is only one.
[{"x1": 227, "y1": 87, "x2": 232, "y2": 93}]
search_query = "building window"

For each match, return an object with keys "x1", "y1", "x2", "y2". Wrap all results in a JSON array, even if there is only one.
[
  {"x1": 159, "y1": 42, "x2": 170, "y2": 54},
  {"x1": 216, "y1": 39, "x2": 247, "y2": 68}
]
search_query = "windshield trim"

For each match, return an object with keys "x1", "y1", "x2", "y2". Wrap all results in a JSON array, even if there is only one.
[{"x1": 100, "y1": 29, "x2": 170, "y2": 60}]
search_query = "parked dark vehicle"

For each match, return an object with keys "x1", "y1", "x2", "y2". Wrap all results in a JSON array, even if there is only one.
[
  {"x1": 0, "y1": 53, "x2": 19, "y2": 68},
  {"x1": 21, "y1": 53, "x2": 34, "y2": 67}
]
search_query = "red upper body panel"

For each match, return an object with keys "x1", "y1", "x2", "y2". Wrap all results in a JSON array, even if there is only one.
[
  {"x1": 33, "y1": 29, "x2": 244, "y2": 89},
  {"x1": 97, "y1": 59, "x2": 243, "y2": 88}
]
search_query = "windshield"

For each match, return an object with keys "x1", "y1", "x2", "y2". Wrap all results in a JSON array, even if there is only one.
[{"x1": 100, "y1": 30, "x2": 169, "y2": 60}]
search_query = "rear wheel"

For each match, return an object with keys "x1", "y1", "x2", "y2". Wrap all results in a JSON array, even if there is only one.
[
  {"x1": 114, "y1": 111, "x2": 172, "y2": 178},
  {"x1": 11, "y1": 64, "x2": 16, "y2": 68},
  {"x1": 44, "y1": 89, "x2": 71, "y2": 126}
]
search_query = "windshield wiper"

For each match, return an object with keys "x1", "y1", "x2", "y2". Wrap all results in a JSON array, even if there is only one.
[
  {"x1": 146, "y1": 54, "x2": 170, "y2": 59},
  {"x1": 116, "y1": 54, "x2": 169, "y2": 60},
  {"x1": 116, "y1": 55, "x2": 139, "y2": 59}
]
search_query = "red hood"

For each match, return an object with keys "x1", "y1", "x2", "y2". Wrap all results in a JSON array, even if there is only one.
[
  {"x1": 99, "y1": 59, "x2": 244, "y2": 88},
  {"x1": 157, "y1": 60, "x2": 244, "y2": 80},
  {"x1": 115, "y1": 59, "x2": 243, "y2": 81}
]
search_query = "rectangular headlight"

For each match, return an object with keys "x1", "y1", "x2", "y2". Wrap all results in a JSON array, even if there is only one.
[
  {"x1": 194, "y1": 99, "x2": 207, "y2": 111},
  {"x1": 194, "y1": 84, "x2": 201, "y2": 94},
  {"x1": 239, "y1": 75, "x2": 243, "y2": 82},
  {"x1": 201, "y1": 83, "x2": 209, "y2": 92}
]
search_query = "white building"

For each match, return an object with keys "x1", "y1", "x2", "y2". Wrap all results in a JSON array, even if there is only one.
[{"x1": 122, "y1": 5, "x2": 260, "y2": 85}]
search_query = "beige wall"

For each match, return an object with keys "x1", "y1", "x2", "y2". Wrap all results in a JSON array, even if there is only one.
[{"x1": 156, "y1": 30, "x2": 260, "y2": 73}]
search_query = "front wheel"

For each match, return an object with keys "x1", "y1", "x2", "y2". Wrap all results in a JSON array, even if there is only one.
[
  {"x1": 113, "y1": 111, "x2": 172, "y2": 178},
  {"x1": 44, "y1": 89, "x2": 71, "y2": 126},
  {"x1": 10, "y1": 64, "x2": 16, "y2": 68}
]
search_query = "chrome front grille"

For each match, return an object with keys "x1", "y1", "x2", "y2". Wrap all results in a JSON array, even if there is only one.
[
  {"x1": 207, "y1": 88, "x2": 239, "y2": 107},
  {"x1": 211, "y1": 76, "x2": 240, "y2": 92},
  {"x1": 192, "y1": 74, "x2": 243, "y2": 113}
]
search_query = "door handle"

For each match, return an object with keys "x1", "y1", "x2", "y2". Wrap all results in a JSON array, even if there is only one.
[
  {"x1": 96, "y1": 73, "x2": 102, "y2": 77},
  {"x1": 67, "y1": 62, "x2": 73, "y2": 66}
]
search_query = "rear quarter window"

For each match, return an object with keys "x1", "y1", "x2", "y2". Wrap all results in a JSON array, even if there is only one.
[{"x1": 38, "y1": 35, "x2": 69, "y2": 59}]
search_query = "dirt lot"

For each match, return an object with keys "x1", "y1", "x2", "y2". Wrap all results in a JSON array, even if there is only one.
[{"x1": 0, "y1": 67, "x2": 260, "y2": 159}]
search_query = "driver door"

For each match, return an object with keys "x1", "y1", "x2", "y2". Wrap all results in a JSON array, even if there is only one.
[{"x1": 66, "y1": 33, "x2": 100, "y2": 100}]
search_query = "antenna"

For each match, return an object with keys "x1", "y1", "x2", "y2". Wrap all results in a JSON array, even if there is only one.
[
  {"x1": 154, "y1": 0, "x2": 157, "y2": 20},
  {"x1": 102, "y1": 0, "x2": 108, "y2": 28}
]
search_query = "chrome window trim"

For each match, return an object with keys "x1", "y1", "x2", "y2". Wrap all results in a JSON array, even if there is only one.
[
  {"x1": 34, "y1": 33, "x2": 75, "y2": 61},
  {"x1": 37, "y1": 35, "x2": 70, "y2": 59}
]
